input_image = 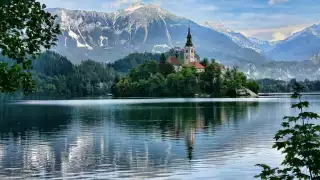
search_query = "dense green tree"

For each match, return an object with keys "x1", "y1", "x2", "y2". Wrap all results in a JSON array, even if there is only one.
[
  {"x1": 159, "y1": 62, "x2": 175, "y2": 77},
  {"x1": 257, "y1": 78, "x2": 320, "y2": 93},
  {"x1": 160, "y1": 53, "x2": 166, "y2": 63},
  {"x1": 222, "y1": 68, "x2": 237, "y2": 96},
  {"x1": 200, "y1": 62, "x2": 223, "y2": 97},
  {"x1": 112, "y1": 53, "x2": 161, "y2": 73},
  {"x1": 68, "y1": 60, "x2": 116, "y2": 96},
  {"x1": 0, "y1": 0, "x2": 61, "y2": 94},
  {"x1": 33, "y1": 51, "x2": 73, "y2": 77},
  {"x1": 245, "y1": 80, "x2": 260, "y2": 94},
  {"x1": 222, "y1": 67, "x2": 248, "y2": 97},
  {"x1": 158, "y1": 53, "x2": 175, "y2": 76},
  {"x1": 116, "y1": 77, "x2": 132, "y2": 97},
  {"x1": 112, "y1": 57, "x2": 260, "y2": 98},
  {"x1": 128, "y1": 60, "x2": 158, "y2": 81},
  {"x1": 200, "y1": 58, "x2": 209, "y2": 67},
  {"x1": 148, "y1": 73, "x2": 166, "y2": 97},
  {"x1": 11, "y1": 51, "x2": 118, "y2": 98},
  {"x1": 179, "y1": 67, "x2": 198, "y2": 97},
  {"x1": 165, "y1": 73, "x2": 185, "y2": 97},
  {"x1": 111, "y1": 75, "x2": 120, "y2": 97}
]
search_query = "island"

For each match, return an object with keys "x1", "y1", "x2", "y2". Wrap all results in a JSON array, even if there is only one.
[{"x1": 111, "y1": 26, "x2": 259, "y2": 98}]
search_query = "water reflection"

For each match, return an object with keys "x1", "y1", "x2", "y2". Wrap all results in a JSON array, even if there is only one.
[
  {"x1": 0, "y1": 105, "x2": 71, "y2": 136},
  {"x1": 0, "y1": 99, "x2": 290, "y2": 179}
]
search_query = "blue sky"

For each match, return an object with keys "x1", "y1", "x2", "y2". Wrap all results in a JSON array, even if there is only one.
[{"x1": 39, "y1": 0, "x2": 320, "y2": 41}]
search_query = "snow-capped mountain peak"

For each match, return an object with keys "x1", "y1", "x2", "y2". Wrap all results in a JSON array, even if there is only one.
[
  {"x1": 201, "y1": 21, "x2": 270, "y2": 53},
  {"x1": 283, "y1": 23, "x2": 320, "y2": 43},
  {"x1": 248, "y1": 37, "x2": 267, "y2": 45},
  {"x1": 45, "y1": 5, "x2": 268, "y2": 65},
  {"x1": 266, "y1": 23, "x2": 320, "y2": 61},
  {"x1": 201, "y1": 21, "x2": 233, "y2": 34}
]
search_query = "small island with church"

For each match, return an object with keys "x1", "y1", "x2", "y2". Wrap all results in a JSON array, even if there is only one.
[{"x1": 111, "y1": 25, "x2": 259, "y2": 98}]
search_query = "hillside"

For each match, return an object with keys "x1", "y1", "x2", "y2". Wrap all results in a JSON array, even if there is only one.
[{"x1": 21, "y1": 51, "x2": 116, "y2": 97}]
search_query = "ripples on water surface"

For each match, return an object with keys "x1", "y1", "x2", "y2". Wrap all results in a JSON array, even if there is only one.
[{"x1": 0, "y1": 96, "x2": 319, "y2": 179}]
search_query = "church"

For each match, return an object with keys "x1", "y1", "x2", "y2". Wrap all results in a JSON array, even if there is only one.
[{"x1": 167, "y1": 25, "x2": 205, "y2": 73}]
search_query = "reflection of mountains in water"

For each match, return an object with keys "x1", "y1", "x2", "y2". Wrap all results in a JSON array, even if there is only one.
[{"x1": 0, "y1": 101, "x2": 264, "y2": 178}]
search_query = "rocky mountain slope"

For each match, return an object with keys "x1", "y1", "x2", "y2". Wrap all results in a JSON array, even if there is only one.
[
  {"x1": 47, "y1": 3, "x2": 267, "y2": 65},
  {"x1": 241, "y1": 59, "x2": 320, "y2": 81},
  {"x1": 310, "y1": 53, "x2": 320, "y2": 65},
  {"x1": 201, "y1": 22, "x2": 274, "y2": 53},
  {"x1": 248, "y1": 37, "x2": 275, "y2": 52},
  {"x1": 266, "y1": 23, "x2": 320, "y2": 61},
  {"x1": 43, "y1": 3, "x2": 320, "y2": 80}
]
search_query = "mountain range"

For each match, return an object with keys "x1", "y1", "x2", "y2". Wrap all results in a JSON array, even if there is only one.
[
  {"x1": 47, "y1": 3, "x2": 268, "y2": 66},
  {"x1": 45, "y1": 3, "x2": 320, "y2": 80},
  {"x1": 201, "y1": 22, "x2": 274, "y2": 53},
  {"x1": 266, "y1": 23, "x2": 320, "y2": 61}
]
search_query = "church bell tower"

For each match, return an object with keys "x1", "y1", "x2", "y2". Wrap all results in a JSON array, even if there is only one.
[{"x1": 184, "y1": 24, "x2": 196, "y2": 65}]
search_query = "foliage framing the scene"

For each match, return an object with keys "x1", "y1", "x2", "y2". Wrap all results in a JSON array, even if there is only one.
[
  {"x1": 255, "y1": 84, "x2": 320, "y2": 179},
  {"x1": 0, "y1": 0, "x2": 61, "y2": 94}
]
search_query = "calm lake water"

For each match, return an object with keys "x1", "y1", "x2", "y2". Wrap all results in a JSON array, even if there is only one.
[{"x1": 0, "y1": 96, "x2": 319, "y2": 180}]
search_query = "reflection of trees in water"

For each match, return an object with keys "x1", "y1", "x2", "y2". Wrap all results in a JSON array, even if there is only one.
[
  {"x1": 113, "y1": 101, "x2": 259, "y2": 160},
  {"x1": 114, "y1": 102, "x2": 259, "y2": 136},
  {"x1": 0, "y1": 105, "x2": 72, "y2": 137},
  {"x1": 0, "y1": 104, "x2": 73, "y2": 175},
  {"x1": 0, "y1": 101, "x2": 260, "y2": 178}
]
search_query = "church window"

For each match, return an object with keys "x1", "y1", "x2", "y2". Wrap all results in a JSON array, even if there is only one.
[
  {"x1": 186, "y1": 55, "x2": 189, "y2": 59},
  {"x1": 186, "y1": 50, "x2": 188, "y2": 53}
]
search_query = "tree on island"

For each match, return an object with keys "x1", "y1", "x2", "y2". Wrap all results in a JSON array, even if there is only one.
[
  {"x1": 255, "y1": 84, "x2": 320, "y2": 179},
  {"x1": 200, "y1": 61, "x2": 223, "y2": 97},
  {"x1": 200, "y1": 58, "x2": 209, "y2": 67},
  {"x1": 159, "y1": 53, "x2": 175, "y2": 77},
  {"x1": 113, "y1": 58, "x2": 259, "y2": 98},
  {"x1": 0, "y1": 0, "x2": 61, "y2": 94}
]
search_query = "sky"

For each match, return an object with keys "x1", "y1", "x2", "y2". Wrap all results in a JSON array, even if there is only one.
[{"x1": 38, "y1": 0, "x2": 320, "y2": 41}]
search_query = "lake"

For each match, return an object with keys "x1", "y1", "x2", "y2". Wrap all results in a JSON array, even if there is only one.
[{"x1": 0, "y1": 96, "x2": 319, "y2": 179}]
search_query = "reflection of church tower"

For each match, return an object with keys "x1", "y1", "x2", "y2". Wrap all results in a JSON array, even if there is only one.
[
  {"x1": 184, "y1": 25, "x2": 196, "y2": 64},
  {"x1": 195, "y1": 104, "x2": 205, "y2": 130},
  {"x1": 186, "y1": 128, "x2": 195, "y2": 161}
]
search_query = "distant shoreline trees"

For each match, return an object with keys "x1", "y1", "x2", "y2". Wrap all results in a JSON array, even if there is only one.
[
  {"x1": 0, "y1": 51, "x2": 116, "y2": 98},
  {"x1": 7, "y1": 49, "x2": 320, "y2": 99},
  {"x1": 258, "y1": 78, "x2": 320, "y2": 93}
]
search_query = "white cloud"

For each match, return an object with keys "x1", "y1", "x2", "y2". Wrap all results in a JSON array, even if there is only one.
[
  {"x1": 271, "y1": 32, "x2": 286, "y2": 41},
  {"x1": 111, "y1": 0, "x2": 140, "y2": 7},
  {"x1": 268, "y1": 0, "x2": 289, "y2": 5},
  {"x1": 151, "y1": 0, "x2": 163, "y2": 7},
  {"x1": 196, "y1": 5, "x2": 218, "y2": 11},
  {"x1": 239, "y1": 23, "x2": 312, "y2": 40}
]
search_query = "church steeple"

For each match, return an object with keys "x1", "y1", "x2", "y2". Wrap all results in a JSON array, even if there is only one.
[
  {"x1": 185, "y1": 24, "x2": 193, "y2": 47},
  {"x1": 184, "y1": 24, "x2": 196, "y2": 64}
]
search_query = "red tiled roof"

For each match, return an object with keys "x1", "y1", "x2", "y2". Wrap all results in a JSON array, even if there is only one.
[
  {"x1": 189, "y1": 62, "x2": 205, "y2": 69},
  {"x1": 167, "y1": 56, "x2": 182, "y2": 66}
]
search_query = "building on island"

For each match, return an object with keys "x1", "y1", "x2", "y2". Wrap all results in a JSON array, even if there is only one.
[{"x1": 167, "y1": 25, "x2": 205, "y2": 73}]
